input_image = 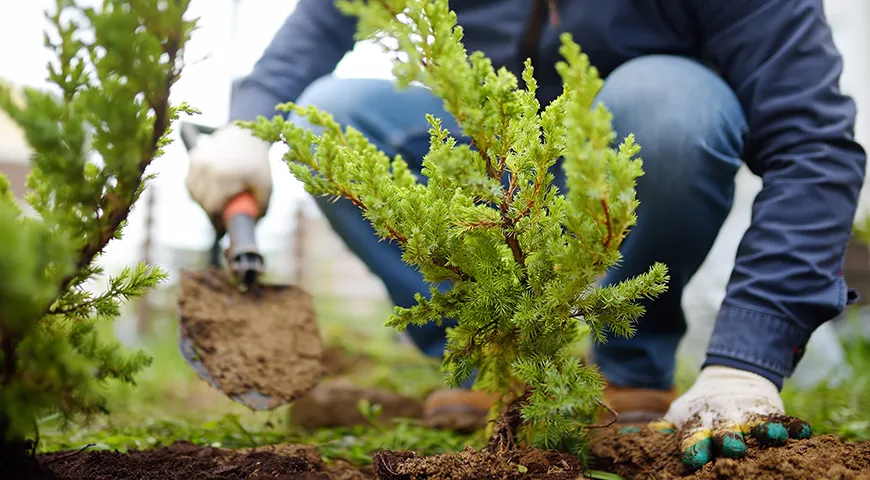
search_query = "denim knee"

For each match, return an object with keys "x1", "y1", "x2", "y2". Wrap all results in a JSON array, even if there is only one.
[
  {"x1": 294, "y1": 75, "x2": 375, "y2": 117},
  {"x1": 595, "y1": 55, "x2": 747, "y2": 200},
  {"x1": 292, "y1": 75, "x2": 451, "y2": 162},
  {"x1": 292, "y1": 76, "x2": 383, "y2": 133}
]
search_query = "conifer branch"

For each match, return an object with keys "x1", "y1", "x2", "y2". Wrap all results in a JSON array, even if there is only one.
[
  {"x1": 57, "y1": 32, "x2": 182, "y2": 307},
  {"x1": 0, "y1": 0, "x2": 194, "y2": 448},
  {"x1": 256, "y1": 0, "x2": 671, "y2": 456}
]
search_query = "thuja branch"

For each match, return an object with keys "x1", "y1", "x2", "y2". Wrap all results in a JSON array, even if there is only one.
[
  {"x1": 245, "y1": 0, "x2": 670, "y2": 457},
  {"x1": 368, "y1": 0, "x2": 531, "y2": 270},
  {"x1": 52, "y1": 19, "x2": 191, "y2": 306},
  {"x1": 0, "y1": 0, "x2": 196, "y2": 449},
  {"x1": 247, "y1": 108, "x2": 474, "y2": 283}
]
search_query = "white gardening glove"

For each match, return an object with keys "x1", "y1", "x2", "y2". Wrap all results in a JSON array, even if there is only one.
[
  {"x1": 650, "y1": 366, "x2": 812, "y2": 469},
  {"x1": 185, "y1": 123, "x2": 273, "y2": 230}
]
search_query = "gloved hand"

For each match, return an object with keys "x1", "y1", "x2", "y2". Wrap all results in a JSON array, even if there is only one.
[
  {"x1": 647, "y1": 366, "x2": 812, "y2": 469},
  {"x1": 185, "y1": 123, "x2": 273, "y2": 232}
]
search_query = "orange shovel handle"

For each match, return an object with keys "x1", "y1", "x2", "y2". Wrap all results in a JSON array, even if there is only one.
[{"x1": 222, "y1": 192, "x2": 259, "y2": 227}]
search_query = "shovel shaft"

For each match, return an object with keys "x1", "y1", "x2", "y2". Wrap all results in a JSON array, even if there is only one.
[{"x1": 222, "y1": 192, "x2": 263, "y2": 290}]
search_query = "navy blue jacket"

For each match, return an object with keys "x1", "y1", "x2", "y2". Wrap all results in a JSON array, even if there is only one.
[{"x1": 229, "y1": 0, "x2": 866, "y2": 388}]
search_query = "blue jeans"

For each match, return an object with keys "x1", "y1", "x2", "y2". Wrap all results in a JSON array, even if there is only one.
[{"x1": 290, "y1": 55, "x2": 747, "y2": 391}]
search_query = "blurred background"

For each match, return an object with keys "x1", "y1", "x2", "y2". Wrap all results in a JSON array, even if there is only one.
[{"x1": 1, "y1": 0, "x2": 869, "y2": 453}]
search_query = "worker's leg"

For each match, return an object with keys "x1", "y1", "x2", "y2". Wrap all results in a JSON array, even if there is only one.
[
  {"x1": 289, "y1": 75, "x2": 465, "y2": 359},
  {"x1": 587, "y1": 55, "x2": 747, "y2": 397}
]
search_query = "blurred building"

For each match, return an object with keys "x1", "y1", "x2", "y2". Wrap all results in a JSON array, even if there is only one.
[{"x1": 0, "y1": 81, "x2": 30, "y2": 199}]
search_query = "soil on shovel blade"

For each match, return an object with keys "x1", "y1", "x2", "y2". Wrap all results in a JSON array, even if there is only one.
[
  {"x1": 177, "y1": 267, "x2": 325, "y2": 408},
  {"x1": 589, "y1": 424, "x2": 870, "y2": 479}
]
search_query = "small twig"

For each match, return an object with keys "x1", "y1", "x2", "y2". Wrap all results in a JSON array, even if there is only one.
[
  {"x1": 43, "y1": 443, "x2": 95, "y2": 465},
  {"x1": 480, "y1": 148, "x2": 499, "y2": 179},
  {"x1": 584, "y1": 399, "x2": 618, "y2": 429},
  {"x1": 456, "y1": 220, "x2": 500, "y2": 229},
  {"x1": 515, "y1": 178, "x2": 543, "y2": 220},
  {"x1": 30, "y1": 421, "x2": 39, "y2": 458},
  {"x1": 547, "y1": 0, "x2": 560, "y2": 26},
  {"x1": 600, "y1": 196, "x2": 612, "y2": 248},
  {"x1": 499, "y1": 174, "x2": 527, "y2": 268}
]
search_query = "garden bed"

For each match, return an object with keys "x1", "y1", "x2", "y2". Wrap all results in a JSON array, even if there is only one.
[
  {"x1": 27, "y1": 332, "x2": 870, "y2": 480},
  {"x1": 37, "y1": 442, "x2": 586, "y2": 479},
  {"x1": 33, "y1": 427, "x2": 870, "y2": 479}
]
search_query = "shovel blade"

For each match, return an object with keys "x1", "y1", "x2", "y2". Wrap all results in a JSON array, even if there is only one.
[{"x1": 177, "y1": 267, "x2": 325, "y2": 410}]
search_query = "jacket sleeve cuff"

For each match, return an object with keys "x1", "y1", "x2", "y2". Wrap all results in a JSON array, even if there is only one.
[{"x1": 702, "y1": 306, "x2": 811, "y2": 391}]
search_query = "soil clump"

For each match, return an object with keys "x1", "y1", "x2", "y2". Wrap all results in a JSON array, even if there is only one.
[
  {"x1": 321, "y1": 346, "x2": 371, "y2": 377},
  {"x1": 590, "y1": 424, "x2": 870, "y2": 479},
  {"x1": 37, "y1": 441, "x2": 372, "y2": 479},
  {"x1": 177, "y1": 268, "x2": 325, "y2": 409},
  {"x1": 289, "y1": 379, "x2": 424, "y2": 430}
]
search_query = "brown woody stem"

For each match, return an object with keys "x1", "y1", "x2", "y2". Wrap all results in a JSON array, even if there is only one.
[
  {"x1": 600, "y1": 195, "x2": 612, "y2": 248},
  {"x1": 49, "y1": 33, "x2": 182, "y2": 316}
]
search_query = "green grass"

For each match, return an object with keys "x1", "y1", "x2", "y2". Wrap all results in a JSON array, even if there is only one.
[
  {"x1": 36, "y1": 295, "x2": 482, "y2": 465},
  {"x1": 36, "y1": 293, "x2": 870, "y2": 468},
  {"x1": 780, "y1": 325, "x2": 870, "y2": 441}
]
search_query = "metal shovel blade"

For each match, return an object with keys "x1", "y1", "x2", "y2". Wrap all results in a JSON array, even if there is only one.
[{"x1": 177, "y1": 267, "x2": 325, "y2": 410}]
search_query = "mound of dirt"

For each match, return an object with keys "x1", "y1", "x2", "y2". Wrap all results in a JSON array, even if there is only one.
[
  {"x1": 321, "y1": 346, "x2": 371, "y2": 377},
  {"x1": 590, "y1": 425, "x2": 870, "y2": 479},
  {"x1": 39, "y1": 442, "x2": 372, "y2": 480},
  {"x1": 372, "y1": 446, "x2": 585, "y2": 480},
  {"x1": 177, "y1": 268, "x2": 325, "y2": 409},
  {"x1": 289, "y1": 379, "x2": 424, "y2": 430}
]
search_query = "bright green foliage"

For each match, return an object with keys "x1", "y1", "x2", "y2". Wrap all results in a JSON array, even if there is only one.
[
  {"x1": 0, "y1": 0, "x2": 195, "y2": 445},
  {"x1": 241, "y1": 0, "x2": 668, "y2": 453}
]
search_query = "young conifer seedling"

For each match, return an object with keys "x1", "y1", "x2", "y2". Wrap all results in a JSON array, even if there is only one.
[
  {"x1": 240, "y1": 0, "x2": 669, "y2": 454},
  {"x1": 0, "y1": 0, "x2": 195, "y2": 468}
]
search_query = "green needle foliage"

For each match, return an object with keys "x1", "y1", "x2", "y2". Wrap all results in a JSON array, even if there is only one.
[
  {"x1": 241, "y1": 0, "x2": 668, "y2": 454},
  {"x1": 0, "y1": 0, "x2": 195, "y2": 452}
]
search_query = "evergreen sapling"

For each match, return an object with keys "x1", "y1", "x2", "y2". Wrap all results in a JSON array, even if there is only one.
[
  {"x1": 0, "y1": 0, "x2": 195, "y2": 464},
  {"x1": 241, "y1": 0, "x2": 669, "y2": 455}
]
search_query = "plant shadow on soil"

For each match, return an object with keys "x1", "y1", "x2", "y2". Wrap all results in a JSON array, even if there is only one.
[{"x1": 21, "y1": 276, "x2": 870, "y2": 479}]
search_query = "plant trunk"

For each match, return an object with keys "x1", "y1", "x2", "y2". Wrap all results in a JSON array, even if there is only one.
[
  {"x1": 487, "y1": 390, "x2": 532, "y2": 452},
  {"x1": 0, "y1": 417, "x2": 49, "y2": 479}
]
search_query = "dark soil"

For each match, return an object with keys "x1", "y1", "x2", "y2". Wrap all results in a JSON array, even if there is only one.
[
  {"x1": 289, "y1": 379, "x2": 424, "y2": 430},
  {"x1": 372, "y1": 446, "x2": 585, "y2": 480},
  {"x1": 31, "y1": 442, "x2": 585, "y2": 480},
  {"x1": 37, "y1": 442, "x2": 373, "y2": 480},
  {"x1": 177, "y1": 268, "x2": 325, "y2": 409},
  {"x1": 26, "y1": 427, "x2": 870, "y2": 479},
  {"x1": 590, "y1": 424, "x2": 870, "y2": 479}
]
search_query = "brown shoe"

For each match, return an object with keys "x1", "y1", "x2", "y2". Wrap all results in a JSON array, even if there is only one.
[
  {"x1": 422, "y1": 389, "x2": 501, "y2": 432},
  {"x1": 598, "y1": 383, "x2": 679, "y2": 424}
]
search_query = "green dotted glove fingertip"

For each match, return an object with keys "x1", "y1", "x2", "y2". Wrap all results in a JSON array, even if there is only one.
[
  {"x1": 681, "y1": 437, "x2": 712, "y2": 470},
  {"x1": 714, "y1": 431, "x2": 747, "y2": 458}
]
